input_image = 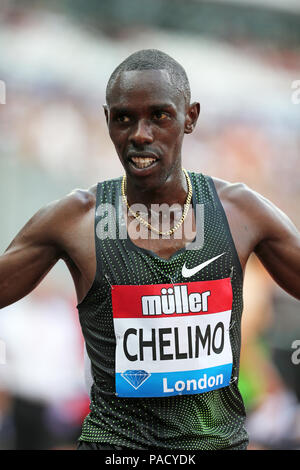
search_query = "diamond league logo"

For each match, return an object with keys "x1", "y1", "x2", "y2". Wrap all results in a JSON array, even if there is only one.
[{"x1": 121, "y1": 370, "x2": 151, "y2": 389}]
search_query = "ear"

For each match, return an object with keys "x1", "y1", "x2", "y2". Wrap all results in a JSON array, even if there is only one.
[
  {"x1": 103, "y1": 104, "x2": 109, "y2": 125},
  {"x1": 184, "y1": 102, "x2": 200, "y2": 134}
]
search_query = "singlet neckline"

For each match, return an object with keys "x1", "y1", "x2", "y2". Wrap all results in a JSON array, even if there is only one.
[{"x1": 116, "y1": 171, "x2": 199, "y2": 263}]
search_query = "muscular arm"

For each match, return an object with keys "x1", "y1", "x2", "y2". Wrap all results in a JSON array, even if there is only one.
[
  {"x1": 221, "y1": 181, "x2": 300, "y2": 300},
  {"x1": 0, "y1": 188, "x2": 95, "y2": 309},
  {"x1": 253, "y1": 193, "x2": 300, "y2": 300}
]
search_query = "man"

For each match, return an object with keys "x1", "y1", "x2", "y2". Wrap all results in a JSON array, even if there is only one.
[{"x1": 1, "y1": 49, "x2": 300, "y2": 450}]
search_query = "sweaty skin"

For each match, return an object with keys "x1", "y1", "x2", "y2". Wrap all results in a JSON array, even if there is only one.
[{"x1": 0, "y1": 69, "x2": 300, "y2": 309}]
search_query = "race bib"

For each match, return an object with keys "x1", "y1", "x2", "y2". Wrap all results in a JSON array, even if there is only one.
[{"x1": 112, "y1": 278, "x2": 233, "y2": 398}]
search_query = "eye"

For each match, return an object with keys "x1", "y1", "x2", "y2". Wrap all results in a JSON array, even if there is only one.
[
  {"x1": 153, "y1": 111, "x2": 169, "y2": 121},
  {"x1": 116, "y1": 114, "x2": 130, "y2": 123}
]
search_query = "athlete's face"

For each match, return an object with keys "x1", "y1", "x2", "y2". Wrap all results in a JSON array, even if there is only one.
[{"x1": 105, "y1": 69, "x2": 199, "y2": 190}]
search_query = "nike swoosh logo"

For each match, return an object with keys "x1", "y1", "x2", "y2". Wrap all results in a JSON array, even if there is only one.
[{"x1": 182, "y1": 253, "x2": 226, "y2": 278}]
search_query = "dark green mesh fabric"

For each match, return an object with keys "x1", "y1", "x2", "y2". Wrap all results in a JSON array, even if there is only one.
[{"x1": 77, "y1": 172, "x2": 248, "y2": 450}]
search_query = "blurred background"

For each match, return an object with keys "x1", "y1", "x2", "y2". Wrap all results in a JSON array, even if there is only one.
[{"x1": 0, "y1": 0, "x2": 300, "y2": 450}]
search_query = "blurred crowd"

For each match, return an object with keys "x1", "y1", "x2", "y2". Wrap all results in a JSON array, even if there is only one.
[
  {"x1": 0, "y1": 1, "x2": 300, "y2": 450},
  {"x1": 0, "y1": 279, "x2": 90, "y2": 450}
]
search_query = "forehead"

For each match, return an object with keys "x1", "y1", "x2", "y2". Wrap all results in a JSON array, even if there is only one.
[{"x1": 107, "y1": 69, "x2": 184, "y2": 109}]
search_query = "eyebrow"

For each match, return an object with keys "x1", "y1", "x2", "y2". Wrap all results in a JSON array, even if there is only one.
[
  {"x1": 109, "y1": 103, "x2": 176, "y2": 114},
  {"x1": 149, "y1": 103, "x2": 176, "y2": 112}
]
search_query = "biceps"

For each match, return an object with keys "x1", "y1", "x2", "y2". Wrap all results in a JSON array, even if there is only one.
[
  {"x1": 255, "y1": 230, "x2": 300, "y2": 299},
  {"x1": 0, "y1": 242, "x2": 61, "y2": 308},
  {"x1": 256, "y1": 230, "x2": 299, "y2": 264},
  {"x1": 255, "y1": 196, "x2": 300, "y2": 266},
  {"x1": 5, "y1": 239, "x2": 60, "y2": 271}
]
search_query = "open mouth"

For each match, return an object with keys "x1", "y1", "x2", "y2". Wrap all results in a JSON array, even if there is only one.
[{"x1": 129, "y1": 155, "x2": 158, "y2": 170}]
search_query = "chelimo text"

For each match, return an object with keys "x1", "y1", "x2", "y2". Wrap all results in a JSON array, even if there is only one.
[{"x1": 123, "y1": 323, "x2": 225, "y2": 362}]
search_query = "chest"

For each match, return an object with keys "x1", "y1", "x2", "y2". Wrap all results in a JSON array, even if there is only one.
[{"x1": 126, "y1": 206, "x2": 196, "y2": 260}]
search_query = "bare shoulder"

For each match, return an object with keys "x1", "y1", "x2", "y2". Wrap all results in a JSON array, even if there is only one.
[
  {"x1": 211, "y1": 176, "x2": 262, "y2": 208},
  {"x1": 13, "y1": 185, "x2": 97, "y2": 246},
  {"x1": 56, "y1": 184, "x2": 96, "y2": 211},
  {"x1": 211, "y1": 176, "x2": 280, "y2": 223},
  {"x1": 45, "y1": 185, "x2": 97, "y2": 239},
  {"x1": 211, "y1": 176, "x2": 298, "y2": 242}
]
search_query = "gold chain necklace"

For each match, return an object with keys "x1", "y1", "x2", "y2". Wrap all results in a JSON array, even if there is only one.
[{"x1": 121, "y1": 168, "x2": 193, "y2": 236}]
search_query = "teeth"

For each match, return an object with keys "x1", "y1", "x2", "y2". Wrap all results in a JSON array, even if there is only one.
[{"x1": 131, "y1": 157, "x2": 156, "y2": 169}]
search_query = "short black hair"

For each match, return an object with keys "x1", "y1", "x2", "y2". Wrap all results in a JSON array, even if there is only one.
[{"x1": 106, "y1": 49, "x2": 191, "y2": 105}]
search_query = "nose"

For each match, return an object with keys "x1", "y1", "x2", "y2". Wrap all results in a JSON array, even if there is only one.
[{"x1": 129, "y1": 119, "x2": 154, "y2": 146}]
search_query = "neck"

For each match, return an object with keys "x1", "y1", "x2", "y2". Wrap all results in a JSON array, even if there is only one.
[
  {"x1": 122, "y1": 168, "x2": 193, "y2": 237},
  {"x1": 125, "y1": 167, "x2": 188, "y2": 208}
]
